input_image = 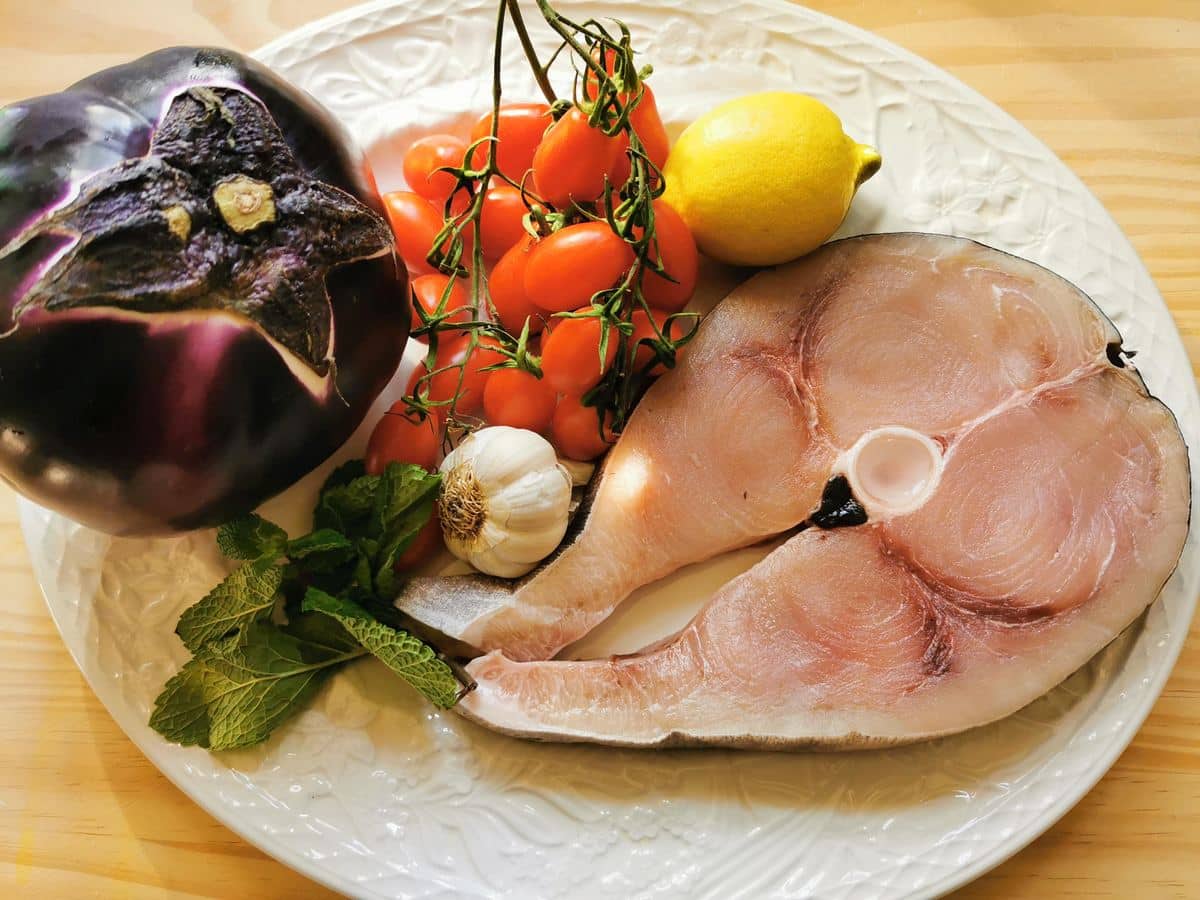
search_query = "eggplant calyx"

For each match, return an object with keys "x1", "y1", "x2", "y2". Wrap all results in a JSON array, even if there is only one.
[
  {"x1": 213, "y1": 175, "x2": 276, "y2": 233},
  {"x1": 3, "y1": 86, "x2": 393, "y2": 376}
]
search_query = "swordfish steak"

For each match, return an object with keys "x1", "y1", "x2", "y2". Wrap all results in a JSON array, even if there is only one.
[{"x1": 401, "y1": 233, "x2": 1190, "y2": 747}]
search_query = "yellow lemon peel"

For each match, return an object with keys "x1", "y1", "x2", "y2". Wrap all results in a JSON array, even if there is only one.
[{"x1": 663, "y1": 92, "x2": 881, "y2": 267}]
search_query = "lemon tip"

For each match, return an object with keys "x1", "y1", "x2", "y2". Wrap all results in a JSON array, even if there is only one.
[{"x1": 855, "y1": 144, "x2": 883, "y2": 186}]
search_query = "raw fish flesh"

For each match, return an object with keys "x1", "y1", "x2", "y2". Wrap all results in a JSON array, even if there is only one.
[{"x1": 399, "y1": 233, "x2": 1190, "y2": 747}]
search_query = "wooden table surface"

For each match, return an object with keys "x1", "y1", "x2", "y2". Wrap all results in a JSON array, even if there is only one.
[{"x1": 1, "y1": 0, "x2": 1197, "y2": 896}]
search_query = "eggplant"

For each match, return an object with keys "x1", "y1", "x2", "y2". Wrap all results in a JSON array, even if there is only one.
[{"x1": 0, "y1": 47, "x2": 406, "y2": 535}]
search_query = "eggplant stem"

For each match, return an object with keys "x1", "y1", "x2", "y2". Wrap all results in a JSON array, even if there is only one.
[{"x1": 213, "y1": 175, "x2": 276, "y2": 233}]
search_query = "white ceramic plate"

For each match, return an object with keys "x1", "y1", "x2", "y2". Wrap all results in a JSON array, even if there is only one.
[{"x1": 20, "y1": 1, "x2": 1200, "y2": 897}]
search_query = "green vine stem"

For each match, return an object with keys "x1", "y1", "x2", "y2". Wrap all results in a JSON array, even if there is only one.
[{"x1": 507, "y1": 0, "x2": 558, "y2": 104}]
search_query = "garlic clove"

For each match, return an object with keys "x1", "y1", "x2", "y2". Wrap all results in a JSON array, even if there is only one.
[
  {"x1": 474, "y1": 517, "x2": 515, "y2": 554},
  {"x1": 468, "y1": 426, "x2": 560, "y2": 490},
  {"x1": 490, "y1": 518, "x2": 569, "y2": 565},
  {"x1": 557, "y1": 458, "x2": 596, "y2": 487},
  {"x1": 488, "y1": 469, "x2": 572, "y2": 531},
  {"x1": 467, "y1": 545, "x2": 537, "y2": 579}
]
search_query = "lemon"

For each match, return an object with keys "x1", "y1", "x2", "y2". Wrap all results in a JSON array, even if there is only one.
[{"x1": 662, "y1": 92, "x2": 881, "y2": 267}]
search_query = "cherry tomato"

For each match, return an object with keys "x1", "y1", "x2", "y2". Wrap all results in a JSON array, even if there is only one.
[
  {"x1": 480, "y1": 184, "x2": 530, "y2": 260},
  {"x1": 552, "y1": 394, "x2": 615, "y2": 461},
  {"x1": 408, "y1": 335, "x2": 506, "y2": 416},
  {"x1": 395, "y1": 511, "x2": 444, "y2": 571},
  {"x1": 641, "y1": 200, "x2": 698, "y2": 312},
  {"x1": 410, "y1": 274, "x2": 471, "y2": 334},
  {"x1": 469, "y1": 102, "x2": 550, "y2": 180},
  {"x1": 382, "y1": 190, "x2": 474, "y2": 277},
  {"x1": 488, "y1": 235, "x2": 546, "y2": 336},
  {"x1": 611, "y1": 86, "x2": 671, "y2": 186},
  {"x1": 524, "y1": 222, "x2": 634, "y2": 313},
  {"x1": 383, "y1": 191, "x2": 443, "y2": 275},
  {"x1": 483, "y1": 367, "x2": 558, "y2": 432},
  {"x1": 402, "y1": 134, "x2": 467, "y2": 205},
  {"x1": 630, "y1": 88, "x2": 670, "y2": 170},
  {"x1": 630, "y1": 307, "x2": 693, "y2": 374},
  {"x1": 540, "y1": 308, "x2": 618, "y2": 395},
  {"x1": 580, "y1": 49, "x2": 668, "y2": 185},
  {"x1": 365, "y1": 403, "x2": 442, "y2": 475},
  {"x1": 532, "y1": 107, "x2": 624, "y2": 209}
]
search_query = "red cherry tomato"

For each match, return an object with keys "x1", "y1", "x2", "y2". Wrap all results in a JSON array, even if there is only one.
[
  {"x1": 410, "y1": 274, "x2": 471, "y2": 334},
  {"x1": 582, "y1": 46, "x2": 668, "y2": 187},
  {"x1": 382, "y1": 191, "x2": 444, "y2": 276},
  {"x1": 532, "y1": 107, "x2": 623, "y2": 209},
  {"x1": 488, "y1": 235, "x2": 546, "y2": 336},
  {"x1": 469, "y1": 102, "x2": 550, "y2": 180},
  {"x1": 480, "y1": 184, "x2": 530, "y2": 260},
  {"x1": 631, "y1": 88, "x2": 670, "y2": 171},
  {"x1": 630, "y1": 307, "x2": 693, "y2": 374},
  {"x1": 408, "y1": 335, "x2": 506, "y2": 416},
  {"x1": 641, "y1": 200, "x2": 698, "y2": 312},
  {"x1": 540, "y1": 309, "x2": 618, "y2": 395},
  {"x1": 483, "y1": 367, "x2": 558, "y2": 432},
  {"x1": 395, "y1": 511, "x2": 444, "y2": 571},
  {"x1": 382, "y1": 190, "x2": 473, "y2": 277},
  {"x1": 402, "y1": 134, "x2": 467, "y2": 205},
  {"x1": 551, "y1": 395, "x2": 615, "y2": 461},
  {"x1": 365, "y1": 403, "x2": 442, "y2": 475},
  {"x1": 611, "y1": 86, "x2": 671, "y2": 186},
  {"x1": 524, "y1": 222, "x2": 634, "y2": 313}
]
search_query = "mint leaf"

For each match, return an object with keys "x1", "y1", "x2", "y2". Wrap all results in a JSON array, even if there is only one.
[
  {"x1": 314, "y1": 471, "x2": 379, "y2": 534},
  {"x1": 353, "y1": 541, "x2": 377, "y2": 592},
  {"x1": 283, "y1": 610, "x2": 360, "y2": 655},
  {"x1": 202, "y1": 624, "x2": 362, "y2": 750},
  {"x1": 372, "y1": 463, "x2": 441, "y2": 596},
  {"x1": 148, "y1": 654, "x2": 216, "y2": 747},
  {"x1": 372, "y1": 463, "x2": 441, "y2": 539},
  {"x1": 175, "y1": 558, "x2": 284, "y2": 652},
  {"x1": 216, "y1": 514, "x2": 287, "y2": 561},
  {"x1": 286, "y1": 529, "x2": 356, "y2": 572},
  {"x1": 151, "y1": 623, "x2": 364, "y2": 750},
  {"x1": 303, "y1": 588, "x2": 460, "y2": 709},
  {"x1": 320, "y1": 459, "x2": 367, "y2": 497}
]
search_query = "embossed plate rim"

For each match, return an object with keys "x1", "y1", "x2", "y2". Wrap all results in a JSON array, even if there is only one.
[
  {"x1": 19, "y1": 0, "x2": 1199, "y2": 897},
  {"x1": 17, "y1": 503, "x2": 359, "y2": 898}
]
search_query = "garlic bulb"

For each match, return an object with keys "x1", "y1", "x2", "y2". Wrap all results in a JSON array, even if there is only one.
[{"x1": 438, "y1": 426, "x2": 573, "y2": 578}]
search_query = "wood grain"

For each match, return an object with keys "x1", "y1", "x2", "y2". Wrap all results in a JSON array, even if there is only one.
[{"x1": 0, "y1": 1, "x2": 1197, "y2": 896}]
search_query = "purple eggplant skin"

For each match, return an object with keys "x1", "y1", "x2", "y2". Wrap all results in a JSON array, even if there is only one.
[{"x1": 0, "y1": 47, "x2": 408, "y2": 535}]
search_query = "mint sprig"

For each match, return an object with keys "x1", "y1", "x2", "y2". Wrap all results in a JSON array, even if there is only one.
[
  {"x1": 302, "y1": 588, "x2": 459, "y2": 709},
  {"x1": 175, "y1": 557, "x2": 284, "y2": 652},
  {"x1": 150, "y1": 462, "x2": 464, "y2": 751},
  {"x1": 215, "y1": 513, "x2": 288, "y2": 561},
  {"x1": 149, "y1": 622, "x2": 364, "y2": 751}
]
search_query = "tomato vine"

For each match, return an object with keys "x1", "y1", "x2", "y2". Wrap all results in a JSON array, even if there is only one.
[{"x1": 404, "y1": 0, "x2": 700, "y2": 446}]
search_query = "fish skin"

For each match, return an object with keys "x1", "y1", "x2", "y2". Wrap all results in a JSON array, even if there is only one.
[{"x1": 450, "y1": 233, "x2": 1189, "y2": 748}]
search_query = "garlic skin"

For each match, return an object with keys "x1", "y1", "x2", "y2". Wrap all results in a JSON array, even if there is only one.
[{"x1": 438, "y1": 426, "x2": 573, "y2": 578}]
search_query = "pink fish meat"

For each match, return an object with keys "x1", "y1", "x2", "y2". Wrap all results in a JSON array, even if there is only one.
[{"x1": 399, "y1": 233, "x2": 1190, "y2": 747}]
